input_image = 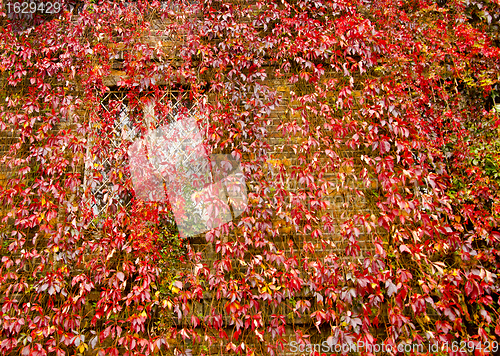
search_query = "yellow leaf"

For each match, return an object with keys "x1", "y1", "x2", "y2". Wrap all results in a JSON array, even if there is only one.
[
  {"x1": 140, "y1": 310, "x2": 147, "y2": 317},
  {"x1": 169, "y1": 283, "x2": 180, "y2": 294},
  {"x1": 78, "y1": 343, "x2": 88, "y2": 353}
]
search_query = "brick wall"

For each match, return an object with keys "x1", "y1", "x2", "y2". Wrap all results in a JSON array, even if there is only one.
[{"x1": 0, "y1": 17, "x2": 383, "y2": 356}]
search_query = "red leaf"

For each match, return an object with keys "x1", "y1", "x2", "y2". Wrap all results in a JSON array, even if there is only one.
[
  {"x1": 191, "y1": 314, "x2": 199, "y2": 328},
  {"x1": 399, "y1": 245, "x2": 411, "y2": 253},
  {"x1": 233, "y1": 329, "x2": 241, "y2": 340}
]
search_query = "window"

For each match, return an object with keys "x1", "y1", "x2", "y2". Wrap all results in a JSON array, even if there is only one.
[
  {"x1": 82, "y1": 87, "x2": 196, "y2": 227},
  {"x1": 83, "y1": 87, "x2": 248, "y2": 234}
]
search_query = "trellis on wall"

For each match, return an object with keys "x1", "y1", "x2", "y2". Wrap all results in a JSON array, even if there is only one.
[{"x1": 81, "y1": 86, "x2": 197, "y2": 228}]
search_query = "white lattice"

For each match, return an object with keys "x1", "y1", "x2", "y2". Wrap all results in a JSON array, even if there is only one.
[{"x1": 83, "y1": 89, "x2": 194, "y2": 227}]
